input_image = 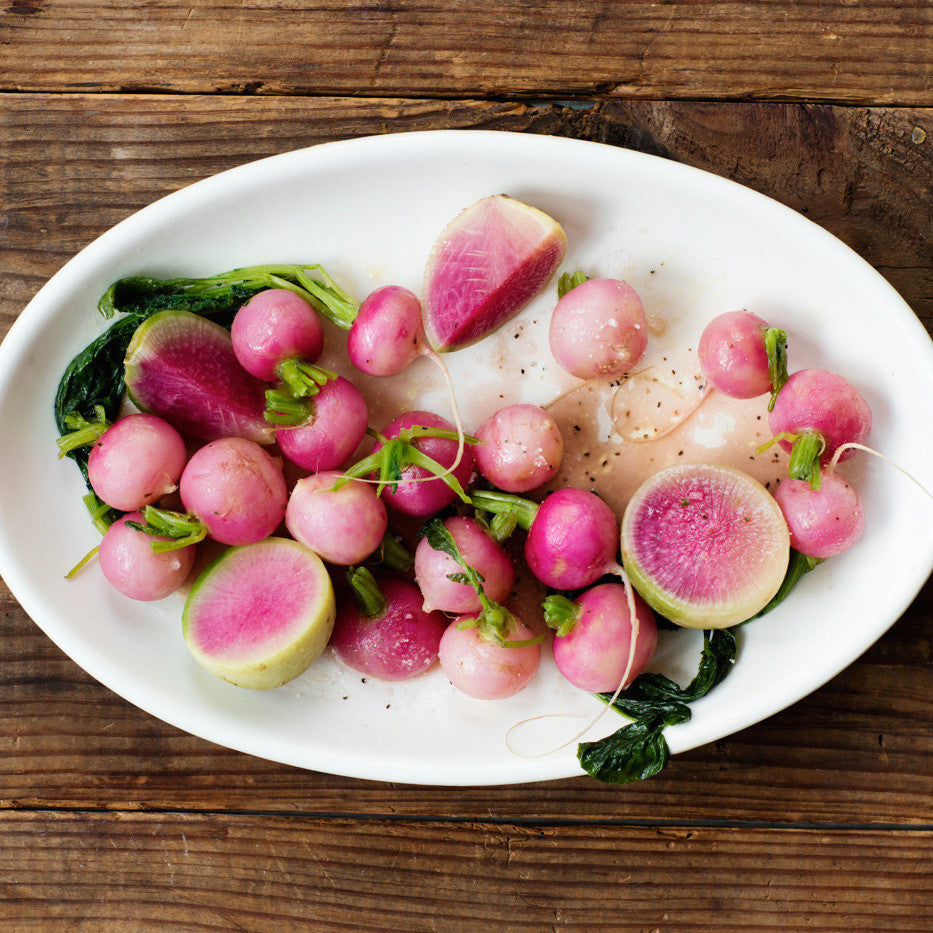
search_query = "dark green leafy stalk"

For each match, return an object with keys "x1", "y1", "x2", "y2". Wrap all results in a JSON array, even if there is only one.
[
  {"x1": 750, "y1": 549, "x2": 823, "y2": 620},
  {"x1": 468, "y1": 489, "x2": 539, "y2": 533},
  {"x1": 346, "y1": 566, "x2": 387, "y2": 618},
  {"x1": 126, "y1": 506, "x2": 207, "y2": 552},
  {"x1": 788, "y1": 432, "x2": 826, "y2": 490},
  {"x1": 422, "y1": 518, "x2": 544, "y2": 649},
  {"x1": 557, "y1": 270, "x2": 590, "y2": 299},
  {"x1": 578, "y1": 628, "x2": 737, "y2": 784},
  {"x1": 764, "y1": 327, "x2": 789, "y2": 412}
]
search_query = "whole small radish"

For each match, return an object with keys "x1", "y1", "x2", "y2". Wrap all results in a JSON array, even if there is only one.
[
  {"x1": 274, "y1": 375, "x2": 369, "y2": 472},
  {"x1": 133, "y1": 437, "x2": 287, "y2": 550},
  {"x1": 98, "y1": 512, "x2": 197, "y2": 601},
  {"x1": 473, "y1": 404, "x2": 564, "y2": 493},
  {"x1": 331, "y1": 567, "x2": 447, "y2": 680},
  {"x1": 768, "y1": 369, "x2": 872, "y2": 486},
  {"x1": 414, "y1": 516, "x2": 515, "y2": 614},
  {"x1": 549, "y1": 275, "x2": 647, "y2": 380},
  {"x1": 772, "y1": 473, "x2": 865, "y2": 559},
  {"x1": 286, "y1": 471, "x2": 388, "y2": 566},
  {"x1": 58, "y1": 411, "x2": 187, "y2": 513},
  {"x1": 439, "y1": 615, "x2": 542, "y2": 700},
  {"x1": 698, "y1": 309, "x2": 788, "y2": 404},
  {"x1": 347, "y1": 286, "x2": 426, "y2": 377},
  {"x1": 545, "y1": 583, "x2": 658, "y2": 693}
]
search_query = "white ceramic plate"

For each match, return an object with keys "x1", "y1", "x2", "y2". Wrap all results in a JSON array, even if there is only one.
[{"x1": 1, "y1": 131, "x2": 931, "y2": 786}]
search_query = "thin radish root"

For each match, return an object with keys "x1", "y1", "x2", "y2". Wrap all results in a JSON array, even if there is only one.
[
  {"x1": 827, "y1": 442, "x2": 933, "y2": 499},
  {"x1": 505, "y1": 562, "x2": 642, "y2": 760},
  {"x1": 422, "y1": 346, "x2": 467, "y2": 480}
]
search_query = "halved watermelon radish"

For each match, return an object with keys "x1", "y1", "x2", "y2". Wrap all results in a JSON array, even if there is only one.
[
  {"x1": 182, "y1": 538, "x2": 336, "y2": 689},
  {"x1": 124, "y1": 309, "x2": 272, "y2": 444},
  {"x1": 421, "y1": 194, "x2": 566, "y2": 351},
  {"x1": 620, "y1": 463, "x2": 790, "y2": 629}
]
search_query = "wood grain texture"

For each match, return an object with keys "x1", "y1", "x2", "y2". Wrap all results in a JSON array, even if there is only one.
[
  {"x1": 1, "y1": 811, "x2": 931, "y2": 931},
  {"x1": 1, "y1": 1, "x2": 932, "y2": 104},
  {"x1": 0, "y1": 94, "x2": 931, "y2": 826}
]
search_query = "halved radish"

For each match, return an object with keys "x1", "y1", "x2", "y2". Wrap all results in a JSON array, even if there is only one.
[
  {"x1": 421, "y1": 194, "x2": 566, "y2": 351},
  {"x1": 620, "y1": 463, "x2": 790, "y2": 629},
  {"x1": 182, "y1": 538, "x2": 336, "y2": 689}
]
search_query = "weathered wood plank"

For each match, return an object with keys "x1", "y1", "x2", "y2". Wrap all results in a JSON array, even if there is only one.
[
  {"x1": 1, "y1": 1, "x2": 932, "y2": 104},
  {"x1": 0, "y1": 811, "x2": 930, "y2": 931},
  {"x1": 1, "y1": 94, "x2": 931, "y2": 820}
]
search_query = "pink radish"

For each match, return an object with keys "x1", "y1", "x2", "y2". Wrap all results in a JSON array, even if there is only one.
[
  {"x1": 274, "y1": 375, "x2": 369, "y2": 472},
  {"x1": 438, "y1": 616, "x2": 542, "y2": 700},
  {"x1": 697, "y1": 309, "x2": 788, "y2": 405},
  {"x1": 414, "y1": 516, "x2": 515, "y2": 614},
  {"x1": 545, "y1": 583, "x2": 658, "y2": 693},
  {"x1": 98, "y1": 511, "x2": 197, "y2": 601},
  {"x1": 286, "y1": 471, "x2": 387, "y2": 566},
  {"x1": 772, "y1": 473, "x2": 865, "y2": 559},
  {"x1": 347, "y1": 286, "x2": 426, "y2": 377},
  {"x1": 549, "y1": 276, "x2": 648, "y2": 380},
  {"x1": 473, "y1": 404, "x2": 564, "y2": 493},
  {"x1": 331, "y1": 567, "x2": 447, "y2": 680},
  {"x1": 422, "y1": 194, "x2": 566, "y2": 352},
  {"x1": 768, "y1": 368, "x2": 872, "y2": 487},
  {"x1": 183, "y1": 537, "x2": 336, "y2": 689}
]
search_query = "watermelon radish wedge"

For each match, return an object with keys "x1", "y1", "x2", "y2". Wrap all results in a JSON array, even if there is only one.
[
  {"x1": 124, "y1": 309, "x2": 273, "y2": 444},
  {"x1": 620, "y1": 463, "x2": 790, "y2": 629},
  {"x1": 183, "y1": 538, "x2": 336, "y2": 689},
  {"x1": 421, "y1": 194, "x2": 566, "y2": 351}
]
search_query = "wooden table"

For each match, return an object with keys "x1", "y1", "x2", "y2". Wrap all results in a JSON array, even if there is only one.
[{"x1": 1, "y1": 3, "x2": 931, "y2": 929}]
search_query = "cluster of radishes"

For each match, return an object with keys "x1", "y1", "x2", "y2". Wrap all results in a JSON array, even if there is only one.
[{"x1": 698, "y1": 309, "x2": 871, "y2": 559}]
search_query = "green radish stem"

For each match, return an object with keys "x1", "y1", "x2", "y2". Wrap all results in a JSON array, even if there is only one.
[
  {"x1": 126, "y1": 505, "x2": 208, "y2": 552},
  {"x1": 469, "y1": 489, "x2": 539, "y2": 539},
  {"x1": 272, "y1": 358, "x2": 338, "y2": 412},
  {"x1": 65, "y1": 544, "x2": 101, "y2": 579},
  {"x1": 374, "y1": 533, "x2": 414, "y2": 572},
  {"x1": 56, "y1": 405, "x2": 110, "y2": 458},
  {"x1": 542, "y1": 594, "x2": 580, "y2": 637},
  {"x1": 764, "y1": 327, "x2": 789, "y2": 411},
  {"x1": 557, "y1": 270, "x2": 590, "y2": 298},
  {"x1": 756, "y1": 430, "x2": 826, "y2": 489},
  {"x1": 346, "y1": 565, "x2": 387, "y2": 618}
]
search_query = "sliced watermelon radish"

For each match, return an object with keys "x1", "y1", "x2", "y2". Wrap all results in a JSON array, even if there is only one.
[
  {"x1": 421, "y1": 194, "x2": 566, "y2": 351},
  {"x1": 124, "y1": 309, "x2": 272, "y2": 444},
  {"x1": 620, "y1": 463, "x2": 790, "y2": 629},
  {"x1": 182, "y1": 538, "x2": 336, "y2": 689}
]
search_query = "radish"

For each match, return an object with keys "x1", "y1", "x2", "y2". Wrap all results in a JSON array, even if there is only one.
[
  {"x1": 58, "y1": 411, "x2": 187, "y2": 513},
  {"x1": 124, "y1": 309, "x2": 273, "y2": 444},
  {"x1": 422, "y1": 194, "x2": 566, "y2": 352},
  {"x1": 414, "y1": 516, "x2": 515, "y2": 614},
  {"x1": 549, "y1": 275, "x2": 648, "y2": 380},
  {"x1": 98, "y1": 511, "x2": 197, "y2": 601},
  {"x1": 273, "y1": 375, "x2": 369, "y2": 471},
  {"x1": 772, "y1": 473, "x2": 865, "y2": 559},
  {"x1": 183, "y1": 537, "x2": 336, "y2": 690},
  {"x1": 697, "y1": 309, "x2": 788, "y2": 406},
  {"x1": 473, "y1": 404, "x2": 564, "y2": 493},
  {"x1": 132, "y1": 437, "x2": 287, "y2": 550},
  {"x1": 471, "y1": 487, "x2": 622, "y2": 591},
  {"x1": 331, "y1": 567, "x2": 447, "y2": 680},
  {"x1": 767, "y1": 368, "x2": 872, "y2": 487},
  {"x1": 620, "y1": 463, "x2": 790, "y2": 629},
  {"x1": 346, "y1": 286, "x2": 426, "y2": 378},
  {"x1": 438, "y1": 616, "x2": 542, "y2": 700},
  {"x1": 285, "y1": 470, "x2": 387, "y2": 566},
  {"x1": 340, "y1": 410, "x2": 476, "y2": 517},
  {"x1": 545, "y1": 583, "x2": 658, "y2": 693}
]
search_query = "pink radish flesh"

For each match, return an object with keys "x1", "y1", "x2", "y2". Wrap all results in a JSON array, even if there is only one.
[
  {"x1": 183, "y1": 537, "x2": 336, "y2": 690},
  {"x1": 621, "y1": 463, "x2": 790, "y2": 628},
  {"x1": 473, "y1": 404, "x2": 564, "y2": 493},
  {"x1": 124, "y1": 309, "x2": 272, "y2": 445},
  {"x1": 286, "y1": 471, "x2": 388, "y2": 566},
  {"x1": 772, "y1": 474, "x2": 865, "y2": 558},
  {"x1": 414, "y1": 516, "x2": 515, "y2": 614},
  {"x1": 275, "y1": 375, "x2": 368, "y2": 472},
  {"x1": 422, "y1": 195, "x2": 566, "y2": 352},
  {"x1": 548, "y1": 278, "x2": 648, "y2": 380},
  {"x1": 180, "y1": 437, "x2": 287, "y2": 545},
  {"x1": 99, "y1": 512, "x2": 196, "y2": 601},
  {"x1": 87, "y1": 413, "x2": 187, "y2": 512},
  {"x1": 231, "y1": 288, "x2": 324, "y2": 382}
]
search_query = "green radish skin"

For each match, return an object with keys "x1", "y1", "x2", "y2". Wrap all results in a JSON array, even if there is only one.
[
  {"x1": 620, "y1": 463, "x2": 790, "y2": 629},
  {"x1": 124, "y1": 309, "x2": 272, "y2": 445},
  {"x1": 182, "y1": 538, "x2": 336, "y2": 690}
]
